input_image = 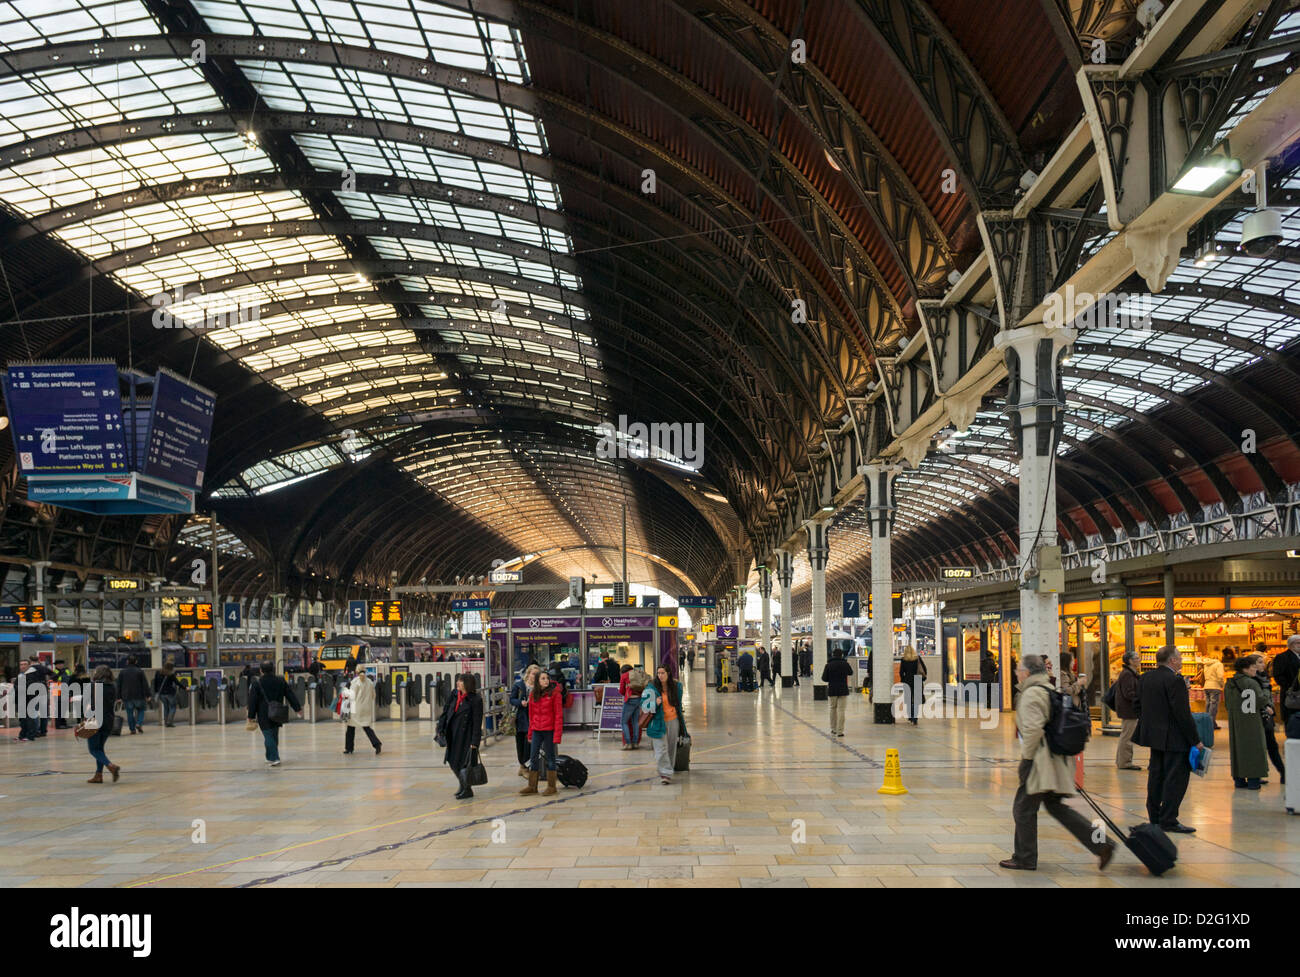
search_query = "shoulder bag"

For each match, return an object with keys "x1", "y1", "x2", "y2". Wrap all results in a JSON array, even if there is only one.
[
  {"x1": 260, "y1": 680, "x2": 290, "y2": 725},
  {"x1": 1284, "y1": 676, "x2": 1300, "y2": 713},
  {"x1": 461, "y1": 746, "x2": 488, "y2": 786}
]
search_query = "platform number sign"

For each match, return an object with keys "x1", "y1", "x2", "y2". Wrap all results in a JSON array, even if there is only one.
[
  {"x1": 842, "y1": 592, "x2": 860, "y2": 618},
  {"x1": 224, "y1": 602, "x2": 240, "y2": 628},
  {"x1": 348, "y1": 600, "x2": 366, "y2": 627}
]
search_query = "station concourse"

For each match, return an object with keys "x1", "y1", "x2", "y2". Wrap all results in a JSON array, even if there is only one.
[{"x1": 1, "y1": 0, "x2": 1300, "y2": 910}]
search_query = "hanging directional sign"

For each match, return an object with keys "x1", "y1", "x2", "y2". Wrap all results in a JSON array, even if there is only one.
[
  {"x1": 2, "y1": 362, "x2": 215, "y2": 515},
  {"x1": 2, "y1": 362, "x2": 128, "y2": 475},
  {"x1": 676, "y1": 595, "x2": 716, "y2": 608},
  {"x1": 139, "y1": 369, "x2": 216, "y2": 491},
  {"x1": 348, "y1": 600, "x2": 366, "y2": 627},
  {"x1": 842, "y1": 592, "x2": 860, "y2": 618},
  {"x1": 224, "y1": 602, "x2": 241, "y2": 628},
  {"x1": 451, "y1": 598, "x2": 491, "y2": 611}
]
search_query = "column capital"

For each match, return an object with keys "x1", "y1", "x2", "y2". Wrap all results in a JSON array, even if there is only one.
[
  {"x1": 993, "y1": 321, "x2": 1076, "y2": 358},
  {"x1": 757, "y1": 566, "x2": 772, "y2": 599},
  {"x1": 775, "y1": 548, "x2": 794, "y2": 588},
  {"x1": 859, "y1": 463, "x2": 899, "y2": 536},
  {"x1": 803, "y1": 520, "x2": 829, "y2": 572}
]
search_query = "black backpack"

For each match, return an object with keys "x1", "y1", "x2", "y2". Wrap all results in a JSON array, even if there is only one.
[{"x1": 1044, "y1": 687, "x2": 1091, "y2": 755}]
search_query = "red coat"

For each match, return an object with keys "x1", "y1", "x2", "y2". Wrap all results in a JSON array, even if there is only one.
[{"x1": 527, "y1": 687, "x2": 564, "y2": 744}]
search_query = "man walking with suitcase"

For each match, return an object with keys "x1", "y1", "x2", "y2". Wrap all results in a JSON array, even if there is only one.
[
  {"x1": 1134, "y1": 646, "x2": 1204, "y2": 834},
  {"x1": 999, "y1": 655, "x2": 1114, "y2": 872}
]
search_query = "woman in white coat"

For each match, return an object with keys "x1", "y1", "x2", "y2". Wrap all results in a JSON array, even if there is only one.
[{"x1": 343, "y1": 669, "x2": 382, "y2": 756}]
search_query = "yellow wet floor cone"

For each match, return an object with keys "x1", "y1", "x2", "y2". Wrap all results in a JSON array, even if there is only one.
[{"x1": 877, "y1": 748, "x2": 908, "y2": 795}]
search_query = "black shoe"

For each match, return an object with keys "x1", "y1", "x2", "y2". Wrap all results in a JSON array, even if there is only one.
[
  {"x1": 1164, "y1": 822, "x2": 1196, "y2": 834},
  {"x1": 998, "y1": 858, "x2": 1035, "y2": 871},
  {"x1": 374, "y1": 744, "x2": 382, "y2": 756}
]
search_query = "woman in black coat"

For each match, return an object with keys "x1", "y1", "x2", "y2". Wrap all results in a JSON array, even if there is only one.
[{"x1": 438, "y1": 672, "x2": 484, "y2": 799}]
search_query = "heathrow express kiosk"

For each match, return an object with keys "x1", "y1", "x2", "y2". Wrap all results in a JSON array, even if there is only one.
[{"x1": 499, "y1": 609, "x2": 678, "y2": 725}]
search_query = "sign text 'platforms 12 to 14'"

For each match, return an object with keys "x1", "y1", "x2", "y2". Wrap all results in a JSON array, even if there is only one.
[
  {"x1": 2, "y1": 361, "x2": 215, "y2": 515},
  {"x1": 369, "y1": 600, "x2": 403, "y2": 625}
]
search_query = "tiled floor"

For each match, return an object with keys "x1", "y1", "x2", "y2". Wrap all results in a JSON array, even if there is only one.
[{"x1": 3, "y1": 669, "x2": 1298, "y2": 888}]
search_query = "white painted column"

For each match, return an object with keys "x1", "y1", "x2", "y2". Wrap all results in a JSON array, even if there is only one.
[
  {"x1": 776, "y1": 549, "x2": 794, "y2": 681},
  {"x1": 758, "y1": 566, "x2": 772, "y2": 658},
  {"x1": 149, "y1": 582, "x2": 163, "y2": 668},
  {"x1": 805, "y1": 521, "x2": 829, "y2": 697},
  {"x1": 863, "y1": 464, "x2": 900, "y2": 723},
  {"x1": 995, "y1": 323, "x2": 1075, "y2": 674}
]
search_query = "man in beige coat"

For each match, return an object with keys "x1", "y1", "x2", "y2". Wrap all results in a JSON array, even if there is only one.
[{"x1": 999, "y1": 655, "x2": 1114, "y2": 872}]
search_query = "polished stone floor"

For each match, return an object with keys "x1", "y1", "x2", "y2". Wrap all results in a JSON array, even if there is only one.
[{"x1": 2, "y1": 668, "x2": 1297, "y2": 888}]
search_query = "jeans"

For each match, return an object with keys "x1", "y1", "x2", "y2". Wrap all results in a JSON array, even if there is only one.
[
  {"x1": 159, "y1": 694, "x2": 177, "y2": 724},
  {"x1": 529, "y1": 730, "x2": 557, "y2": 771},
  {"x1": 124, "y1": 699, "x2": 146, "y2": 731},
  {"x1": 87, "y1": 727, "x2": 112, "y2": 773},
  {"x1": 345, "y1": 725, "x2": 381, "y2": 752},
  {"x1": 262, "y1": 726, "x2": 280, "y2": 763},
  {"x1": 621, "y1": 699, "x2": 642, "y2": 745},
  {"x1": 651, "y1": 719, "x2": 679, "y2": 778},
  {"x1": 1011, "y1": 759, "x2": 1106, "y2": 867},
  {"x1": 515, "y1": 727, "x2": 530, "y2": 766},
  {"x1": 1203, "y1": 689, "x2": 1221, "y2": 725}
]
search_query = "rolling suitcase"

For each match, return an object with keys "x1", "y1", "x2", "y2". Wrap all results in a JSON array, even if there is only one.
[
  {"x1": 1286, "y1": 740, "x2": 1300, "y2": 814},
  {"x1": 1078, "y1": 787, "x2": 1177, "y2": 876},
  {"x1": 674, "y1": 733, "x2": 691, "y2": 771},
  {"x1": 555, "y1": 754, "x2": 588, "y2": 789},
  {"x1": 781, "y1": 675, "x2": 794, "y2": 688}
]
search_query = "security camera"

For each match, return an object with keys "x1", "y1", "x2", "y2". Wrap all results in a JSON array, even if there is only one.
[{"x1": 1241, "y1": 208, "x2": 1282, "y2": 257}]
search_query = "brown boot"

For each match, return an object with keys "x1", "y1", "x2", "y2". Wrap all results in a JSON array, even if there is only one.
[
  {"x1": 517, "y1": 765, "x2": 528, "y2": 779},
  {"x1": 519, "y1": 770, "x2": 539, "y2": 795},
  {"x1": 108, "y1": 764, "x2": 120, "y2": 782},
  {"x1": 87, "y1": 773, "x2": 103, "y2": 783},
  {"x1": 543, "y1": 770, "x2": 558, "y2": 796}
]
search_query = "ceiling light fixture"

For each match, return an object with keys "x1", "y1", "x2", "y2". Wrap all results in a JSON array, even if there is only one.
[{"x1": 1170, "y1": 155, "x2": 1241, "y2": 195}]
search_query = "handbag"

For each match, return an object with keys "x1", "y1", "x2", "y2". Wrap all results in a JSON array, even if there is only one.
[
  {"x1": 1285, "y1": 678, "x2": 1300, "y2": 712},
  {"x1": 74, "y1": 720, "x2": 98, "y2": 739},
  {"x1": 461, "y1": 747, "x2": 488, "y2": 786}
]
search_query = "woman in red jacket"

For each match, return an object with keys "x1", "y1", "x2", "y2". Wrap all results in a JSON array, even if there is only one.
[{"x1": 520, "y1": 670, "x2": 564, "y2": 796}]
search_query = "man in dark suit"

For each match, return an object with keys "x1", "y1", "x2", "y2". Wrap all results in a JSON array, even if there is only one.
[
  {"x1": 1269, "y1": 636, "x2": 1300, "y2": 726},
  {"x1": 1133, "y1": 645, "x2": 1204, "y2": 834}
]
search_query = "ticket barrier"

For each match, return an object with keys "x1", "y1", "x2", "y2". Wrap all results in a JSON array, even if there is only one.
[
  {"x1": 483, "y1": 685, "x2": 509, "y2": 742},
  {"x1": 396, "y1": 674, "x2": 423, "y2": 722}
]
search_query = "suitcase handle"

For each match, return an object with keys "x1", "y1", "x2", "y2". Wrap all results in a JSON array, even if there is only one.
[{"x1": 1075, "y1": 787, "x2": 1127, "y2": 842}]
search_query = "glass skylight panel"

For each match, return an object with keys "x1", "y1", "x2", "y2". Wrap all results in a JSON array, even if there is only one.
[
  {"x1": 293, "y1": 133, "x2": 559, "y2": 208},
  {"x1": 0, "y1": 0, "x2": 158, "y2": 53},
  {"x1": 0, "y1": 61, "x2": 221, "y2": 148},
  {"x1": 191, "y1": 0, "x2": 527, "y2": 81},
  {"x1": 0, "y1": 135, "x2": 272, "y2": 218},
  {"x1": 237, "y1": 62, "x2": 545, "y2": 151},
  {"x1": 113, "y1": 235, "x2": 347, "y2": 295},
  {"x1": 53, "y1": 190, "x2": 314, "y2": 258}
]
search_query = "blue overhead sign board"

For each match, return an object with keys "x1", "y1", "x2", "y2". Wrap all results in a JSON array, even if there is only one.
[
  {"x1": 676, "y1": 595, "x2": 716, "y2": 608},
  {"x1": 348, "y1": 600, "x2": 367, "y2": 627},
  {"x1": 224, "y1": 602, "x2": 241, "y2": 628},
  {"x1": 842, "y1": 592, "x2": 860, "y2": 618},
  {"x1": 3, "y1": 362, "x2": 215, "y2": 515},
  {"x1": 140, "y1": 369, "x2": 216, "y2": 490},
  {"x1": 451, "y1": 598, "x2": 491, "y2": 611},
  {"x1": 2, "y1": 362, "x2": 127, "y2": 475}
]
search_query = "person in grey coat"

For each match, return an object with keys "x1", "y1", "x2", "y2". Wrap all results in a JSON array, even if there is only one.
[{"x1": 999, "y1": 655, "x2": 1114, "y2": 872}]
